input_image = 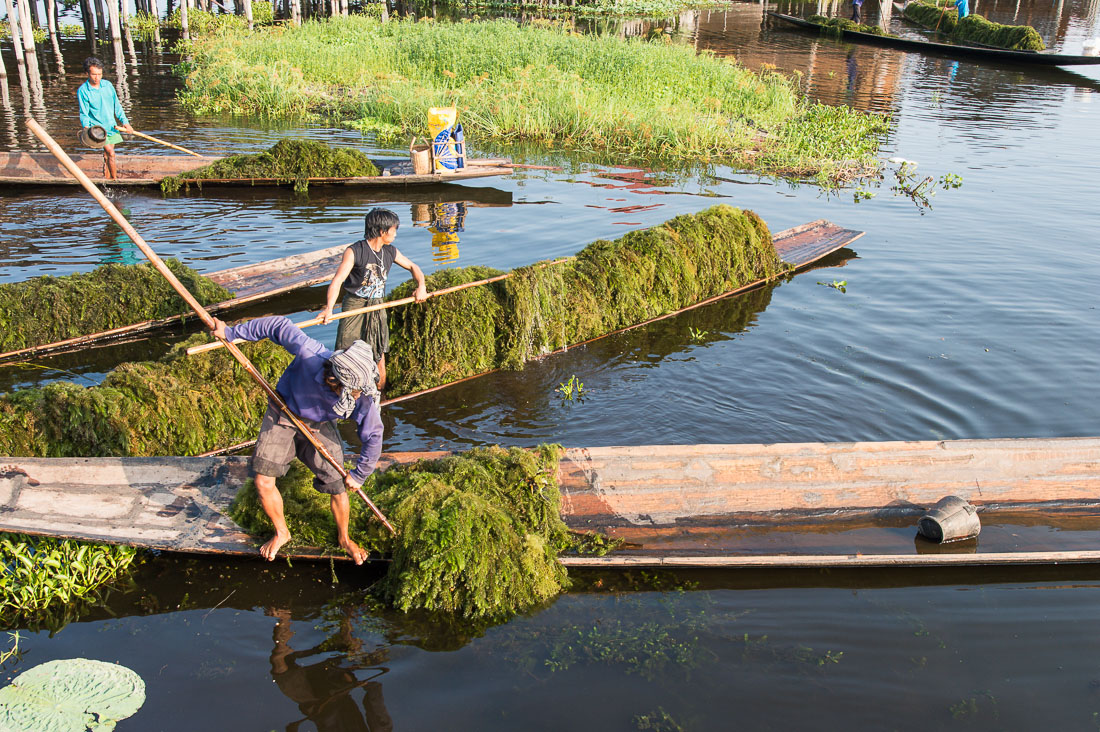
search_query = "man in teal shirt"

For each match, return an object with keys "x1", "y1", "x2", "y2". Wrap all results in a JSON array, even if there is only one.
[{"x1": 77, "y1": 56, "x2": 133, "y2": 180}]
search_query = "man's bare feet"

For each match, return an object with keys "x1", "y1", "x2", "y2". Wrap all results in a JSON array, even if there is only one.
[
  {"x1": 340, "y1": 538, "x2": 367, "y2": 565},
  {"x1": 260, "y1": 531, "x2": 290, "y2": 561}
]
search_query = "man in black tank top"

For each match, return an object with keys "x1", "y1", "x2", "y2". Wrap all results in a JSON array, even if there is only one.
[{"x1": 320, "y1": 208, "x2": 428, "y2": 390}]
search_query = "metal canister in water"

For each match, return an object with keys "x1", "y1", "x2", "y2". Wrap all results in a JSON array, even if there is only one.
[{"x1": 917, "y1": 496, "x2": 981, "y2": 543}]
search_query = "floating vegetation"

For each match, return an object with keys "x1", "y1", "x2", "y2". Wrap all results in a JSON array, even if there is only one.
[
  {"x1": 167, "y1": 0, "x2": 274, "y2": 34},
  {"x1": 904, "y1": 1, "x2": 1045, "y2": 50},
  {"x1": 0, "y1": 533, "x2": 138, "y2": 628},
  {"x1": 0, "y1": 658, "x2": 145, "y2": 731},
  {"x1": 556, "y1": 375, "x2": 585, "y2": 402},
  {"x1": 386, "y1": 205, "x2": 785, "y2": 396},
  {"x1": 177, "y1": 17, "x2": 888, "y2": 183},
  {"x1": 0, "y1": 336, "x2": 290, "y2": 458},
  {"x1": 544, "y1": 619, "x2": 712, "y2": 680},
  {"x1": 160, "y1": 139, "x2": 381, "y2": 194},
  {"x1": 230, "y1": 445, "x2": 617, "y2": 620},
  {"x1": 633, "y1": 707, "x2": 687, "y2": 732},
  {"x1": 0, "y1": 259, "x2": 232, "y2": 354},
  {"x1": 817, "y1": 279, "x2": 847, "y2": 292},
  {"x1": 807, "y1": 15, "x2": 887, "y2": 36}
]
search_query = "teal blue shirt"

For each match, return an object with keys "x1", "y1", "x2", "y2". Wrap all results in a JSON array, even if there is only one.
[{"x1": 77, "y1": 79, "x2": 128, "y2": 135}]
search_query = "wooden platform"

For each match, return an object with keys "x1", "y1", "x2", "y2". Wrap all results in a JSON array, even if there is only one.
[
  {"x1": 0, "y1": 152, "x2": 513, "y2": 187},
  {"x1": 2, "y1": 437, "x2": 1098, "y2": 568}
]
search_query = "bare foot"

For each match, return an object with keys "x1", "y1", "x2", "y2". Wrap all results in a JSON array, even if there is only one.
[
  {"x1": 260, "y1": 531, "x2": 290, "y2": 561},
  {"x1": 340, "y1": 538, "x2": 367, "y2": 565}
]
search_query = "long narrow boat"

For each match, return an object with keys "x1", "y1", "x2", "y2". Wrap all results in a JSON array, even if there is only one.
[
  {"x1": 0, "y1": 218, "x2": 861, "y2": 366},
  {"x1": 0, "y1": 152, "x2": 513, "y2": 187},
  {"x1": 768, "y1": 11, "x2": 1100, "y2": 65},
  {"x1": 2, "y1": 437, "x2": 1098, "y2": 568}
]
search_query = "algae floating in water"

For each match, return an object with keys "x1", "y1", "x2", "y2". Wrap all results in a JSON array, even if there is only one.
[
  {"x1": 160, "y1": 139, "x2": 381, "y2": 193},
  {"x1": 229, "y1": 445, "x2": 615, "y2": 620},
  {"x1": 0, "y1": 259, "x2": 232, "y2": 354}
]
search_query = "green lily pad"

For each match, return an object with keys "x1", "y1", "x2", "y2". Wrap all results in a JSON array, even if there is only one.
[{"x1": 0, "y1": 659, "x2": 145, "y2": 731}]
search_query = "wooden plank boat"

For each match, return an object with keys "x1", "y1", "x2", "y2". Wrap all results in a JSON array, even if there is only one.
[
  {"x1": 0, "y1": 218, "x2": 862, "y2": 365},
  {"x1": 768, "y1": 11, "x2": 1100, "y2": 65},
  {"x1": 2, "y1": 436, "x2": 1098, "y2": 567},
  {"x1": 0, "y1": 152, "x2": 513, "y2": 187}
]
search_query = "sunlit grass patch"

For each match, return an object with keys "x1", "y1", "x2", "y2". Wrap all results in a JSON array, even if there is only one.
[{"x1": 176, "y1": 16, "x2": 888, "y2": 183}]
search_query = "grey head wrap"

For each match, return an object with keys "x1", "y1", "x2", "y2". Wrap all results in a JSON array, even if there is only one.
[{"x1": 328, "y1": 340, "x2": 381, "y2": 418}]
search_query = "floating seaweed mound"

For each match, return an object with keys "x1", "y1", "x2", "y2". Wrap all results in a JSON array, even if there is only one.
[
  {"x1": 160, "y1": 139, "x2": 381, "y2": 193},
  {"x1": 0, "y1": 335, "x2": 290, "y2": 457},
  {"x1": 0, "y1": 259, "x2": 232, "y2": 354},
  {"x1": 385, "y1": 205, "x2": 785, "y2": 396},
  {"x1": 904, "y1": 2, "x2": 1045, "y2": 50},
  {"x1": 807, "y1": 15, "x2": 887, "y2": 36},
  {"x1": 0, "y1": 532, "x2": 138, "y2": 629},
  {"x1": 229, "y1": 445, "x2": 602, "y2": 620}
]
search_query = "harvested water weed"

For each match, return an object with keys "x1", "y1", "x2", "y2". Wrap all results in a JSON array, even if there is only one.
[
  {"x1": 176, "y1": 17, "x2": 888, "y2": 183},
  {"x1": 0, "y1": 259, "x2": 232, "y2": 354},
  {"x1": 160, "y1": 139, "x2": 381, "y2": 193},
  {"x1": 904, "y1": 1, "x2": 1045, "y2": 49},
  {"x1": 229, "y1": 445, "x2": 617, "y2": 620},
  {"x1": 807, "y1": 15, "x2": 887, "y2": 36}
]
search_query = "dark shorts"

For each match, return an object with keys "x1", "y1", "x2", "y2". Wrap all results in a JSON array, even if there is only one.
[
  {"x1": 250, "y1": 401, "x2": 346, "y2": 494},
  {"x1": 335, "y1": 294, "x2": 388, "y2": 357}
]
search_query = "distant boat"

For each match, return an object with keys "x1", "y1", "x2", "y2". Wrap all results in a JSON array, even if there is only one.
[
  {"x1": 0, "y1": 152, "x2": 514, "y2": 187},
  {"x1": 3, "y1": 436, "x2": 1099, "y2": 567},
  {"x1": 768, "y1": 11, "x2": 1100, "y2": 66}
]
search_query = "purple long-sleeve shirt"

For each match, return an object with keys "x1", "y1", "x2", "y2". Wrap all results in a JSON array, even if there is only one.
[{"x1": 225, "y1": 316, "x2": 383, "y2": 483}]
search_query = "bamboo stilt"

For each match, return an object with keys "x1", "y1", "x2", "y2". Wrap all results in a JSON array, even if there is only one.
[
  {"x1": 120, "y1": 0, "x2": 137, "y2": 65},
  {"x1": 46, "y1": 0, "x2": 64, "y2": 77},
  {"x1": 105, "y1": 0, "x2": 122, "y2": 44},
  {"x1": 26, "y1": 118, "x2": 397, "y2": 537},
  {"x1": 4, "y1": 0, "x2": 26, "y2": 67},
  {"x1": 15, "y1": 0, "x2": 39, "y2": 75},
  {"x1": 80, "y1": 0, "x2": 97, "y2": 53},
  {"x1": 180, "y1": 0, "x2": 189, "y2": 40}
]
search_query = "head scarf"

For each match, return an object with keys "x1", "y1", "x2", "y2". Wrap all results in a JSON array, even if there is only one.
[{"x1": 327, "y1": 340, "x2": 380, "y2": 418}]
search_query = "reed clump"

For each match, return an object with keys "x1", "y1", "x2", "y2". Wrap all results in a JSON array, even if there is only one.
[
  {"x1": 903, "y1": 1, "x2": 1045, "y2": 50},
  {"x1": 385, "y1": 204, "x2": 784, "y2": 395},
  {"x1": 230, "y1": 445, "x2": 610, "y2": 619},
  {"x1": 807, "y1": 15, "x2": 887, "y2": 36},
  {"x1": 160, "y1": 139, "x2": 380, "y2": 193},
  {"x1": 0, "y1": 532, "x2": 138, "y2": 628},
  {"x1": 0, "y1": 336, "x2": 290, "y2": 458},
  {"x1": 0, "y1": 259, "x2": 232, "y2": 354},
  {"x1": 176, "y1": 17, "x2": 888, "y2": 183}
]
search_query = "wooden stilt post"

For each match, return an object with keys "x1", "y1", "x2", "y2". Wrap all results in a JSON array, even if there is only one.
[
  {"x1": 26, "y1": 117, "x2": 398, "y2": 538},
  {"x1": 120, "y1": 0, "x2": 137, "y2": 64},
  {"x1": 3, "y1": 0, "x2": 25, "y2": 67},
  {"x1": 94, "y1": 0, "x2": 108, "y2": 42},
  {"x1": 15, "y1": 0, "x2": 39, "y2": 71},
  {"x1": 79, "y1": 0, "x2": 97, "y2": 53},
  {"x1": 46, "y1": 0, "x2": 64, "y2": 76},
  {"x1": 180, "y1": 0, "x2": 189, "y2": 40}
]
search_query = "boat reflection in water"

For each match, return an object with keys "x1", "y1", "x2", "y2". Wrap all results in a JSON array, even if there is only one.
[{"x1": 412, "y1": 201, "x2": 468, "y2": 263}]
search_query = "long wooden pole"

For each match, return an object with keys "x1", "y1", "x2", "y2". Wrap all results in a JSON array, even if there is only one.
[
  {"x1": 26, "y1": 118, "x2": 396, "y2": 536},
  {"x1": 186, "y1": 259, "x2": 571, "y2": 356},
  {"x1": 4, "y1": 0, "x2": 26, "y2": 67},
  {"x1": 129, "y1": 129, "x2": 204, "y2": 157}
]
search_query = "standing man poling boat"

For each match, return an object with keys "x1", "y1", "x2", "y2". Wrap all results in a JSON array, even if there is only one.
[{"x1": 77, "y1": 56, "x2": 133, "y2": 180}]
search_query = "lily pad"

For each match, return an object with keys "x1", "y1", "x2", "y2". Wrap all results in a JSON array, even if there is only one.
[{"x1": 0, "y1": 658, "x2": 145, "y2": 731}]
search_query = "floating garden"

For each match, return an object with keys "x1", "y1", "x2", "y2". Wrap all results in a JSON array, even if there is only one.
[{"x1": 176, "y1": 16, "x2": 888, "y2": 183}]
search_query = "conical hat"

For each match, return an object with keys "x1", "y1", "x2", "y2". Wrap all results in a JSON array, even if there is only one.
[{"x1": 78, "y1": 125, "x2": 108, "y2": 149}]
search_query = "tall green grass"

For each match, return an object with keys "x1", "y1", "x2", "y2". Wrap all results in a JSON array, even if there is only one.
[{"x1": 177, "y1": 17, "x2": 887, "y2": 182}]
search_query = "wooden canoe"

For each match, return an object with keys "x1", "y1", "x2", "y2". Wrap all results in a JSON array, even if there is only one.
[
  {"x1": 0, "y1": 152, "x2": 513, "y2": 187},
  {"x1": 768, "y1": 11, "x2": 1100, "y2": 65},
  {"x1": 1, "y1": 436, "x2": 1098, "y2": 568},
  {"x1": 0, "y1": 218, "x2": 861, "y2": 366}
]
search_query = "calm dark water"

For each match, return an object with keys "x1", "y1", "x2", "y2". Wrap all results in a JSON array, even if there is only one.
[{"x1": 3, "y1": 2, "x2": 1100, "y2": 729}]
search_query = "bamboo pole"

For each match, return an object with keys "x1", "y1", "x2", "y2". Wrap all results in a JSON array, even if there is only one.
[
  {"x1": 15, "y1": 0, "x2": 36, "y2": 64},
  {"x1": 79, "y1": 0, "x2": 96, "y2": 53},
  {"x1": 120, "y1": 0, "x2": 137, "y2": 65},
  {"x1": 180, "y1": 0, "x2": 189, "y2": 40},
  {"x1": 186, "y1": 258, "x2": 571, "y2": 356},
  {"x1": 46, "y1": 0, "x2": 64, "y2": 77},
  {"x1": 94, "y1": 0, "x2": 107, "y2": 42},
  {"x1": 129, "y1": 128, "x2": 204, "y2": 156},
  {"x1": 26, "y1": 118, "x2": 397, "y2": 537},
  {"x1": 105, "y1": 0, "x2": 122, "y2": 43}
]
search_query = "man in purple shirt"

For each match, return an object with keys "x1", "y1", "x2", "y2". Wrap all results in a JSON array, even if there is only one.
[{"x1": 212, "y1": 315, "x2": 383, "y2": 564}]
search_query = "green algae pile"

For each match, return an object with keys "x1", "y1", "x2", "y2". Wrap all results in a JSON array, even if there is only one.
[
  {"x1": 0, "y1": 260, "x2": 232, "y2": 354},
  {"x1": 0, "y1": 336, "x2": 290, "y2": 457},
  {"x1": 385, "y1": 204, "x2": 784, "y2": 395},
  {"x1": 229, "y1": 445, "x2": 605, "y2": 619},
  {"x1": 160, "y1": 139, "x2": 381, "y2": 193},
  {"x1": 807, "y1": 15, "x2": 887, "y2": 36},
  {"x1": 903, "y1": 2, "x2": 1046, "y2": 50}
]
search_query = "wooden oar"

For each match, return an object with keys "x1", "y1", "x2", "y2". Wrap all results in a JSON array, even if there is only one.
[
  {"x1": 129, "y1": 129, "x2": 204, "y2": 158},
  {"x1": 186, "y1": 257, "x2": 572, "y2": 356},
  {"x1": 26, "y1": 118, "x2": 395, "y2": 537}
]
